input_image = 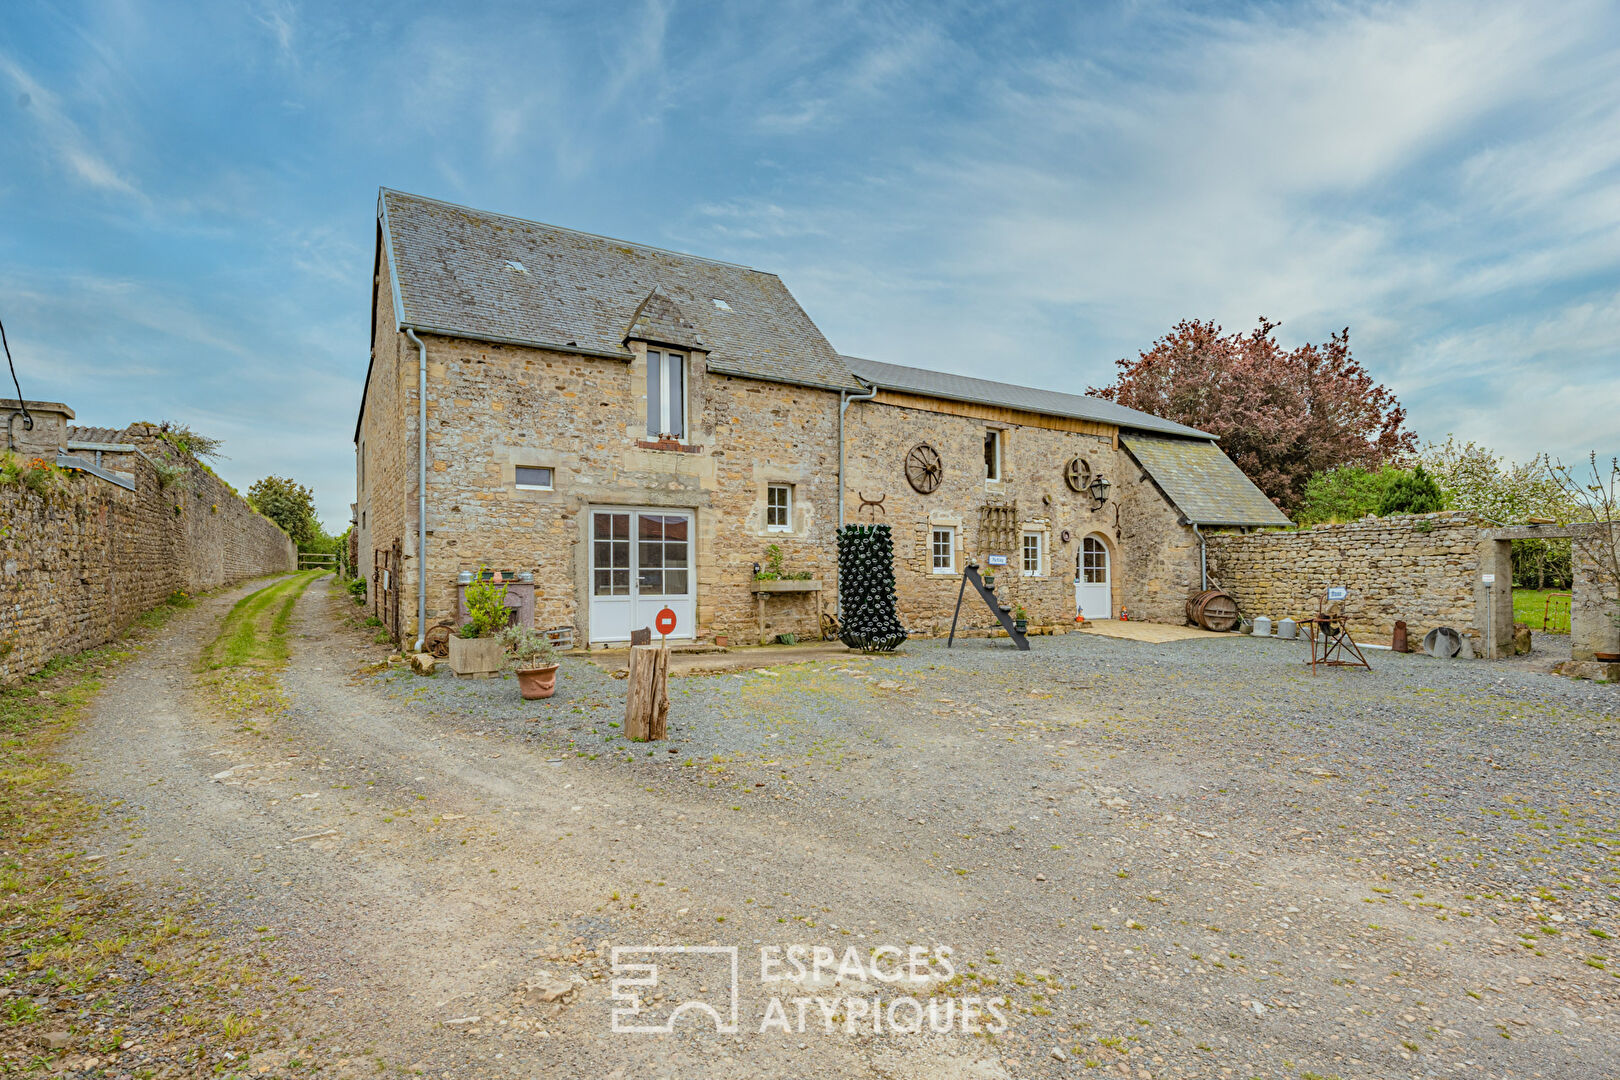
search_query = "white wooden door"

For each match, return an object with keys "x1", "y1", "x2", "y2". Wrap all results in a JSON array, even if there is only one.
[
  {"x1": 589, "y1": 509, "x2": 695, "y2": 643},
  {"x1": 1075, "y1": 535, "x2": 1111, "y2": 620}
]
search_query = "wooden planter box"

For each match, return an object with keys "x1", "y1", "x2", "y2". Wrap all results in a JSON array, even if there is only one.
[{"x1": 448, "y1": 635, "x2": 504, "y2": 677}]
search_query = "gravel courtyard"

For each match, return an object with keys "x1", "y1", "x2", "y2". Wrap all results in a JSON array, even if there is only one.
[{"x1": 67, "y1": 577, "x2": 1619, "y2": 1079}]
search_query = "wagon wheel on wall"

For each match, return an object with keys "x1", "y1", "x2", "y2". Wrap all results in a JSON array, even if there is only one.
[
  {"x1": 424, "y1": 621, "x2": 455, "y2": 659},
  {"x1": 905, "y1": 442, "x2": 943, "y2": 494},
  {"x1": 1063, "y1": 456, "x2": 1092, "y2": 493}
]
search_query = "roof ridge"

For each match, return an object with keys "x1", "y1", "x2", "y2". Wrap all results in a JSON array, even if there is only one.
[
  {"x1": 379, "y1": 188, "x2": 771, "y2": 276},
  {"x1": 840, "y1": 353, "x2": 1214, "y2": 439}
]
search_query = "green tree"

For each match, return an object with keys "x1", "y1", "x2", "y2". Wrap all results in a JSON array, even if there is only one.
[
  {"x1": 1296, "y1": 464, "x2": 1406, "y2": 525},
  {"x1": 1377, "y1": 465, "x2": 1445, "y2": 516},
  {"x1": 247, "y1": 475, "x2": 318, "y2": 546},
  {"x1": 1418, "y1": 437, "x2": 1578, "y2": 588}
]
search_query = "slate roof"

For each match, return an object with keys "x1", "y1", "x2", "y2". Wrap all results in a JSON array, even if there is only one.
[
  {"x1": 66, "y1": 425, "x2": 131, "y2": 446},
  {"x1": 841, "y1": 356, "x2": 1213, "y2": 439},
  {"x1": 1122, "y1": 435, "x2": 1292, "y2": 528},
  {"x1": 378, "y1": 189, "x2": 863, "y2": 392}
]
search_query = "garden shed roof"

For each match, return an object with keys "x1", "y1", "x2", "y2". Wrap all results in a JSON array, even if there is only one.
[{"x1": 1122, "y1": 435, "x2": 1292, "y2": 528}]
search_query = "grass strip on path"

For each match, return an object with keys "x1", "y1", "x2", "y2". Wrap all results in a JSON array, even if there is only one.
[
  {"x1": 0, "y1": 583, "x2": 311, "y2": 1073},
  {"x1": 198, "y1": 571, "x2": 323, "y2": 725}
]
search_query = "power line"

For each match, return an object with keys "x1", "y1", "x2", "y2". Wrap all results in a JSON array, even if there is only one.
[{"x1": 1, "y1": 316, "x2": 31, "y2": 433}]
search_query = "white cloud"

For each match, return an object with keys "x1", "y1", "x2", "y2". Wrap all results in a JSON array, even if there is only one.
[{"x1": 0, "y1": 54, "x2": 143, "y2": 200}]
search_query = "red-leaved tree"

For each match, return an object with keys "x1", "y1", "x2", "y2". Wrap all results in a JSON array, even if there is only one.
[{"x1": 1089, "y1": 318, "x2": 1415, "y2": 512}]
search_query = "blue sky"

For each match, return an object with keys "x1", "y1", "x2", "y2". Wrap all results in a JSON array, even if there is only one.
[{"x1": 3, "y1": 0, "x2": 1618, "y2": 527}]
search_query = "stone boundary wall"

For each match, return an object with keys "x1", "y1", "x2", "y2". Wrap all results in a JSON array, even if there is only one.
[
  {"x1": 1205, "y1": 513, "x2": 1485, "y2": 646},
  {"x1": 0, "y1": 442, "x2": 295, "y2": 683}
]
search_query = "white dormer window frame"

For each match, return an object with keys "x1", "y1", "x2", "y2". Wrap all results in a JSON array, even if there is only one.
[{"x1": 646, "y1": 349, "x2": 688, "y2": 439}]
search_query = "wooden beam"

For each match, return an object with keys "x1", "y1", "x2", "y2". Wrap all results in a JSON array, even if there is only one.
[{"x1": 869, "y1": 390, "x2": 1116, "y2": 439}]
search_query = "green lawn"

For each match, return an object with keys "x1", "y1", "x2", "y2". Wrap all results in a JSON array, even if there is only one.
[{"x1": 1513, "y1": 587, "x2": 1571, "y2": 633}]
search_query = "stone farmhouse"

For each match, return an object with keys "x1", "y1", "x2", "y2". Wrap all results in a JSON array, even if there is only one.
[{"x1": 353, "y1": 190, "x2": 1287, "y2": 649}]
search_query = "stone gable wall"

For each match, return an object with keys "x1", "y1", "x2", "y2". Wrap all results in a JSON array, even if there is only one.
[
  {"x1": 356, "y1": 254, "x2": 410, "y2": 635},
  {"x1": 377, "y1": 334, "x2": 841, "y2": 646},
  {"x1": 1205, "y1": 513, "x2": 1485, "y2": 645},
  {"x1": 0, "y1": 442, "x2": 295, "y2": 683}
]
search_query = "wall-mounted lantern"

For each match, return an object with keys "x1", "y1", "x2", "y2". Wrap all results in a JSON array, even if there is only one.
[{"x1": 1089, "y1": 474, "x2": 1111, "y2": 510}]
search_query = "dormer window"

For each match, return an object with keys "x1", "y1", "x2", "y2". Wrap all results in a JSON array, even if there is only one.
[{"x1": 647, "y1": 349, "x2": 686, "y2": 439}]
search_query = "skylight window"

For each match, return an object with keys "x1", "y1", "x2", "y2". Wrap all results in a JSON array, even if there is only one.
[
  {"x1": 505, "y1": 259, "x2": 528, "y2": 274},
  {"x1": 711, "y1": 298, "x2": 731, "y2": 310}
]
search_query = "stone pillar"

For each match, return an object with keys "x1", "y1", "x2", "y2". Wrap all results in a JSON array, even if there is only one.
[
  {"x1": 1, "y1": 399, "x2": 74, "y2": 456},
  {"x1": 1472, "y1": 539, "x2": 1514, "y2": 658},
  {"x1": 1570, "y1": 524, "x2": 1620, "y2": 661}
]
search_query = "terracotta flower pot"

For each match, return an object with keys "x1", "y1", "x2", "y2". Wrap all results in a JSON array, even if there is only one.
[
  {"x1": 515, "y1": 663, "x2": 561, "y2": 700},
  {"x1": 714, "y1": 634, "x2": 729, "y2": 647}
]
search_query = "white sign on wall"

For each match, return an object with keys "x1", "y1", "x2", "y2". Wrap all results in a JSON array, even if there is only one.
[
  {"x1": 1481, "y1": 574, "x2": 1496, "y2": 584},
  {"x1": 986, "y1": 555, "x2": 1008, "y2": 566},
  {"x1": 1327, "y1": 586, "x2": 1347, "y2": 601}
]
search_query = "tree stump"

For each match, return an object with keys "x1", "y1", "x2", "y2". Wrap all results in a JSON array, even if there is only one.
[{"x1": 623, "y1": 645, "x2": 669, "y2": 741}]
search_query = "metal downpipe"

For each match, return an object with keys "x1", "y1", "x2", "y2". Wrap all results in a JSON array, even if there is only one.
[
  {"x1": 837, "y1": 379, "x2": 880, "y2": 619},
  {"x1": 406, "y1": 327, "x2": 428, "y2": 652},
  {"x1": 1193, "y1": 522, "x2": 1208, "y2": 592}
]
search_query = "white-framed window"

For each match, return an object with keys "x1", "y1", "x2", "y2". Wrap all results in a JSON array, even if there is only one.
[
  {"x1": 515, "y1": 466, "x2": 554, "y2": 490},
  {"x1": 766, "y1": 483, "x2": 792, "y2": 531},
  {"x1": 931, "y1": 526, "x2": 956, "y2": 574},
  {"x1": 647, "y1": 349, "x2": 686, "y2": 438},
  {"x1": 985, "y1": 429, "x2": 1002, "y2": 481},
  {"x1": 1022, "y1": 530, "x2": 1044, "y2": 577}
]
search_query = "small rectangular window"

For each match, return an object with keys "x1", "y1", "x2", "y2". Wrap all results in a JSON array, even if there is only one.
[
  {"x1": 515, "y1": 466, "x2": 554, "y2": 490},
  {"x1": 1022, "y1": 531, "x2": 1043, "y2": 577},
  {"x1": 985, "y1": 429, "x2": 1001, "y2": 481},
  {"x1": 766, "y1": 484, "x2": 792, "y2": 531},
  {"x1": 931, "y1": 526, "x2": 956, "y2": 574}
]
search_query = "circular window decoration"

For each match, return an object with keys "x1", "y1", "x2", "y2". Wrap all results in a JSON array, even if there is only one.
[
  {"x1": 904, "y1": 442, "x2": 943, "y2": 494},
  {"x1": 1063, "y1": 456, "x2": 1092, "y2": 493}
]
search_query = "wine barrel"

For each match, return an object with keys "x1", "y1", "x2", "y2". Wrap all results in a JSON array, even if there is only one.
[{"x1": 1186, "y1": 588, "x2": 1240, "y2": 632}]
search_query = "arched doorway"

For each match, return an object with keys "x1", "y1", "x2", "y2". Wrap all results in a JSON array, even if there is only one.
[{"x1": 1075, "y1": 534, "x2": 1112, "y2": 620}]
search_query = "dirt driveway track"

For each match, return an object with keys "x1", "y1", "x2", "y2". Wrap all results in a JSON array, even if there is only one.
[{"x1": 63, "y1": 576, "x2": 1619, "y2": 1078}]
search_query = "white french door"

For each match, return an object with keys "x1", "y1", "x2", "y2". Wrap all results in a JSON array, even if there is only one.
[
  {"x1": 589, "y1": 508, "x2": 695, "y2": 643},
  {"x1": 1075, "y1": 535, "x2": 1112, "y2": 620}
]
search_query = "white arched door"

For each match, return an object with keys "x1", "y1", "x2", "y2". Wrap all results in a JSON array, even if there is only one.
[{"x1": 1075, "y1": 535, "x2": 1112, "y2": 620}]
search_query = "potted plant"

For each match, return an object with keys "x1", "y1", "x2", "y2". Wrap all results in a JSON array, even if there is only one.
[
  {"x1": 448, "y1": 567, "x2": 508, "y2": 676},
  {"x1": 1012, "y1": 606, "x2": 1028, "y2": 634},
  {"x1": 712, "y1": 625, "x2": 730, "y2": 648},
  {"x1": 500, "y1": 625, "x2": 560, "y2": 699}
]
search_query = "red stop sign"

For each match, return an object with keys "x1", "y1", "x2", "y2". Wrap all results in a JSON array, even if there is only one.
[{"x1": 655, "y1": 607, "x2": 677, "y2": 636}]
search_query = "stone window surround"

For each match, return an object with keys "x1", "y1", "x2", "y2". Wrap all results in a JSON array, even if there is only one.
[
  {"x1": 748, "y1": 468, "x2": 811, "y2": 537},
  {"x1": 627, "y1": 340, "x2": 710, "y2": 455},
  {"x1": 495, "y1": 449, "x2": 565, "y2": 498}
]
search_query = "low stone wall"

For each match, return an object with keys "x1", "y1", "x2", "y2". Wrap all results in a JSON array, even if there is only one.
[
  {"x1": 1205, "y1": 513, "x2": 1485, "y2": 646},
  {"x1": 0, "y1": 441, "x2": 295, "y2": 683}
]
